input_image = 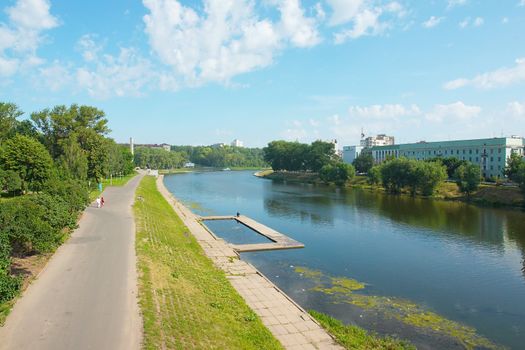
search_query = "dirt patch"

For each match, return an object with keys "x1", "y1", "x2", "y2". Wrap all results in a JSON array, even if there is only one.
[{"x1": 10, "y1": 253, "x2": 52, "y2": 290}]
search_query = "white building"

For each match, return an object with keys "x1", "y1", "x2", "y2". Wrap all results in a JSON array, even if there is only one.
[
  {"x1": 360, "y1": 134, "x2": 395, "y2": 148},
  {"x1": 370, "y1": 136, "x2": 525, "y2": 179},
  {"x1": 231, "y1": 139, "x2": 244, "y2": 147},
  {"x1": 342, "y1": 146, "x2": 364, "y2": 164}
]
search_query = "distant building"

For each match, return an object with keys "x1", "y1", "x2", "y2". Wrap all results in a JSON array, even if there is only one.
[
  {"x1": 231, "y1": 139, "x2": 244, "y2": 147},
  {"x1": 184, "y1": 162, "x2": 195, "y2": 168},
  {"x1": 342, "y1": 146, "x2": 364, "y2": 164},
  {"x1": 211, "y1": 143, "x2": 226, "y2": 148},
  {"x1": 370, "y1": 136, "x2": 525, "y2": 179},
  {"x1": 360, "y1": 134, "x2": 395, "y2": 148}
]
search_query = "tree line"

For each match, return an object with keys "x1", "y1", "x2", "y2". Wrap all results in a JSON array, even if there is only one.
[
  {"x1": 0, "y1": 102, "x2": 134, "y2": 304},
  {"x1": 263, "y1": 140, "x2": 355, "y2": 184},
  {"x1": 172, "y1": 145, "x2": 267, "y2": 168}
]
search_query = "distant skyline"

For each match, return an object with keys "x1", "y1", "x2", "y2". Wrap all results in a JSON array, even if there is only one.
[{"x1": 1, "y1": 0, "x2": 524, "y2": 147}]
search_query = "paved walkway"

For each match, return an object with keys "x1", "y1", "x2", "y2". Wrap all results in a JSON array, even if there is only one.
[
  {"x1": 157, "y1": 176, "x2": 343, "y2": 350},
  {"x1": 0, "y1": 175, "x2": 144, "y2": 350}
]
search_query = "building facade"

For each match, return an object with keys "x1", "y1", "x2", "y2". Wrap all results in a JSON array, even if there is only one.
[
  {"x1": 370, "y1": 136, "x2": 524, "y2": 179},
  {"x1": 342, "y1": 146, "x2": 364, "y2": 164},
  {"x1": 360, "y1": 134, "x2": 395, "y2": 148},
  {"x1": 231, "y1": 139, "x2": 244, "y2": 147}
]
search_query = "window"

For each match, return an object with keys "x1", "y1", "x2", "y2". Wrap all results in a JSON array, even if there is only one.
[
  {"x1": 476, "y1": 157, "x2": 478, "y2": 162},
  {"x1": 498, "y1": 148, "x2": 502, "y2": 154},
  {"x1": 490, "y1": 149, "x2": 494, "y2": 154},
  {"x1": 469, "y1": 149, "x2": 472, "y2": 154},
  {"x1": 463, "y1": 149, "x2": 466, "y2": 154},
  {"x1": 457, "y1": 150, "x2": 460, "y2": 154},
  {"x1": 490, "y1": 157, "x2": 493, "y2": 162},
  {"x1": 498, "y1": 157, "x2": 501, "y2": 162},
  {"x1": 490, "y1": 165, "x2": 493, "y2": 170},
  {"x1": 476, "y1": 149, "x2": 479, "y2": 154},
  {"x1": 469, "y1": 157, "x2": 472, "y2": 161},
  {"x1": 445, "y1": 150, "x2": 448, "y2": 155}
]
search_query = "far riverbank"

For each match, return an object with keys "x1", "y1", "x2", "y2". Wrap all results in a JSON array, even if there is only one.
[{"x1": 257, "y1": 170, "x2": 525, "y2": 209}]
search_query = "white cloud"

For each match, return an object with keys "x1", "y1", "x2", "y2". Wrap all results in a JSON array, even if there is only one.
[
  {"x1": 473, "y1": 17, "x2": 484, "y2": 27},
  {"x1": 422, "y1": 16, "x2": 444, "y2": 28},
  {"x1": 38, "y1": 60, "x2": 72, "y2": 91},
  {"x1": 142, "y1": 0, "x2": 320, "y2": 85},
  {"x1": 77, "y1": 34, "x2": 102, "y2": 62},
  {"x1": 425, "y1": 101, "x2": 481, "y2": 122},
  {"x1": 459, "y1": 17, "x2": 469, "y2": 28},
  {"x1": 327, "y1": 0, "x2": 406, "y2": 43},
  {"x1": 76, "y1": 47, "x2": 156, "y2": 99},
  {"x1": 519, "y1": 0, "x2": 525, "y2": 6},
  {"x1": 0, "y1": 0, "x2": 59, "y2": 76},
  {"x1": 502, "y1": 17, "x2": 509, "y2": 24},
  {"x1": 507, "y1": 101, "x2": 525, "y2": 117},
  {"x1": 447, "y1": 0, "x2": 467, "y2": 9},
  {"x1": 348, "y1": 104, "x2": 420, "y2": 119},
  {"x1": 444, "y1": 58, "x2": 525, "y2": 89}
]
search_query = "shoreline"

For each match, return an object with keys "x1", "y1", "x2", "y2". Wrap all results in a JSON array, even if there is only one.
[
  {"x1": 155, "y1": 174, "x2": 343, "y2": 349},
  {"x1": 259, "y1": 170, "x2": 525, "y2": 210}
]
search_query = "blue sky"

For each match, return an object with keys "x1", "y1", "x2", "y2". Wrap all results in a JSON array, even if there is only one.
[{"x1": 1, "y1": 0, "x2": 524, "y2": 147}]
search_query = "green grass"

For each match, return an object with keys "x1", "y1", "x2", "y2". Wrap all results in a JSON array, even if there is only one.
[
  {"x1": 310, "y1": 310, "x2": 415, "y2": 350},
  {"x1": 133, "y1": 176, "x2": 283, "y2": 350}
]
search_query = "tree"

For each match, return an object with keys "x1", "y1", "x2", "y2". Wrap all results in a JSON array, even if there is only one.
[
  {"x1": 414, "y1": 161, "x2": 447, "y2": 196},
  {"x1": 0, "y1": 135, "x2": 53, "y2": 192},
  {"x1": 0, "y1": 103, "x2": 23, "y2": 142},
  {"x1": 428, "y1": 157, "x2": 467, "y2": 179},
  {"x1": 352, "y1": 151, "x2": 374, "y2": 174},
  {"x1": 0, "y1": 170, "x2": 22, "y2": 196},
  {"x1": 31, "y1": 104, "x2": 110, "y2": 159},
  {"x1": 513, "y1": 163, "x2": 525, "y2": 194},
  {"x1": 306, "y1": 141, "x2": 337, "y2": 172},
  {"x1": 367, "y1": 166, "x2": 382, "y2": 185},
  {"x1": 455, "y1": 163, "x2": 481, "y2": 196},
  {"x1": 505, "y1": 153, "x2": 523, "y2": 181},
  {"x1": 380, "y1": 158, "x2": 413, "y2": 194},
  {"x1": 57, "y1": 134, "x2": 88, "y2": 180},
  {"x1": 319, "y1": 163, "x2": 355, "y2": 185}
]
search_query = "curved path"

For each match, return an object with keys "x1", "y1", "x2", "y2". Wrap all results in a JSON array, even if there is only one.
[{"x1": 0, "y1": 174, "x2": 144, "y2": 350}]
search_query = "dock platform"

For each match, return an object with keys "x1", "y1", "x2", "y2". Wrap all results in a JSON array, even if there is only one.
[{"x1": 198, "y1": 215, "x2": 304, "y2": 253}]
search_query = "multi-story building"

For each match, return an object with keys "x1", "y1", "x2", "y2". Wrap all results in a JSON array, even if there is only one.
[
  {"x1": 231, "y1": 139, "x2": 244, "y2": 147},
  {"x1": 342, "y1": 146, "x2": 364, "y2": 164},
  {"x1": 360, "y1": 134, "x2": 395, "y2": 148},
  {"x1": 370, "y1": 136, "x2": 524, "y2": 179}
]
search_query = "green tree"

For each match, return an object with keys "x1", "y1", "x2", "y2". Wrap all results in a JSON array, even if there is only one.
[
  {"x1": 455, "y1": 163, "x2": 481, "y2": 196},
  {"x1": 0, "y1": 170, "x2": 22, "y2": 196},
  {"x1": 319, "y1": 163, "x2": 355, "y2": 185},
  {"x1": 0, "y1": 135, "x2": 53, "y2": 192},
  {"x1": 306, "y1": 141, "x2": 337, "y2": 172},
  {"x1": 513, "y1": 163, "x2": 525, "y2": 194},
  {"x1": 0, "y1": 103, "x2": 23, "y2": 142},
  {"x1": 57, "y1": 133, "x2": 89, "y2": 180},
  {"x1": 415, "y1": 161, "x2": 447, "y2": 196},
  {"x1": 380, "y1": 158, "x2": 413, "y2": 194},
  {"x1": 505, "y1": 153, "x2": 523, "y2": 181},
  {"x1": 367, "y1": 166, "x2": 382, "y2": 185},
  {"x1": 352, "y1": 151, "x2": 374, "y2": 174}
]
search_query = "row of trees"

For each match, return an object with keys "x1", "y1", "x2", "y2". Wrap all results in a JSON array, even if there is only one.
[
  {"x1": 1, "y1": 102, "x2": 133, "y2": 304},
  {"x1": 263, "y1": 140, "x2": 338, "y2": 172},
  {"x1": 172, "y1": 145, "x2": 267, "y2": 168},
  {"x1": 134, "y1": 147, "x2": 187, "y2": 169},
  {"x1": 366, "y1": 157, "x2": 481, "y2": 196}
]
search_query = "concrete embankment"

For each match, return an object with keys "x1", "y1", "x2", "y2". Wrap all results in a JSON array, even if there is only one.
[{"x1": 156, "y1": 175, "x2": 343, "y2": 350}]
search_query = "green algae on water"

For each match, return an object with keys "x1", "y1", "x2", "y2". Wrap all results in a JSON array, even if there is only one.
[{"x1": 293, "y1": 267, "x2": 503, "y2": 350}]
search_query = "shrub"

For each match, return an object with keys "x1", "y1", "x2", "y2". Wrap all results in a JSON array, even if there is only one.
[
  {"x1": 42, "y1": 177, "x2": 89, "y2": 212},
  {"x1": 455, "y1": 164, "x2": 481, "y2": 196},
  {"x1": 0, "y1": 230, "x2": 21, "y2": 303},
  {"x1": 367, "y1": 166, "x2": 382, "y2": 185}
]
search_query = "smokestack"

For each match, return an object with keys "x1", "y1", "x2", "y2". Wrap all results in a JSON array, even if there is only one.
[{"x1": 130, "y1": 137, "x2": 134, "y2": 155}]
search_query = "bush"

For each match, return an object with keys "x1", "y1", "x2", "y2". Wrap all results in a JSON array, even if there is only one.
[
  {"x1": 0, "y1": 229, "x2": 21, "y2": 303},
  {"x1": 319, "y1": 163, "x2": 355, "y2": 185},
  {"x1": 0, "y1": 196, "x2": 64, "y2": 255},
  {"x1": 454, "y1": 164, "x2": 481, "y2": 196},
  {"x1": 42, "y1": 177, "x2": 89, "y2": 212},
  {"x1": 367, "y1": 166, "x2": 382, "y2": 185}
]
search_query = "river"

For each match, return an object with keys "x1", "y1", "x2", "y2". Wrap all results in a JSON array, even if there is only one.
[{"x1": 164, "y1": 170, "x2": 525, "y2": 349}]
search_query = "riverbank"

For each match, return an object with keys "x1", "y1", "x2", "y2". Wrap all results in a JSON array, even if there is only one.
[
  {"x1": 133, "y1": 176, "x2": 283, "y2": 349},
  {"x1": 261, "y1": 171, "x2": 525, "y2": 208}
]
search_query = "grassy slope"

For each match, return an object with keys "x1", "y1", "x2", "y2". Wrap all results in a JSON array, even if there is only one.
[
  {"x1": 133, "y1": 176, "x2": 283, "y2": 350},
  {"x1": 310, "y1": 311, "x2": 415, "y2": 350}
]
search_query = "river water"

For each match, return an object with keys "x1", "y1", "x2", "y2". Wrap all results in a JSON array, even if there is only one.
[{"x1": 164, "y1": 171, "x2": 525, "y2": 349}]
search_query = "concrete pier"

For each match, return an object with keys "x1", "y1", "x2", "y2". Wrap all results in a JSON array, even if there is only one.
[{"x1": 199, "y1": 215, "x2": 305, "y2": 253}]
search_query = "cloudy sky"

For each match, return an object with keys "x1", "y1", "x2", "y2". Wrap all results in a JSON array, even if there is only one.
[{"x1": 1, "y1": 0, "x2": 524, "y2": 147}]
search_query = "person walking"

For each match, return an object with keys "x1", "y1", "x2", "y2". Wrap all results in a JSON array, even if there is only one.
[
  {"x1": 101, "y1": 196, "x2": 105, "y2": 207},
  {"x1": 96, "y1": 197, "x2": 101, "y2": 208}
]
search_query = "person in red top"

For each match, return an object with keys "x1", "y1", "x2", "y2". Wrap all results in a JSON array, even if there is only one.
[{"x1": 101, "y1": 196, "x2": 105, "y2": 207}]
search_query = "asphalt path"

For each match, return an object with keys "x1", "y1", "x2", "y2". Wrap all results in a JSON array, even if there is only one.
[{"x1": 0, "y1": 174, "x2": 144, "y2": 350}]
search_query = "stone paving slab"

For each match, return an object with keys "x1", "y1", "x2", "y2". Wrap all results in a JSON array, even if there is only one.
[{"x1": 157, "y1": 176, "x2": 343, "y2": 350}]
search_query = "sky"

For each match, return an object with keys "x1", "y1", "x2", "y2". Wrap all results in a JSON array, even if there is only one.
[{"x1": 0, "y1": 0, "x2": 524, "y2": 147}]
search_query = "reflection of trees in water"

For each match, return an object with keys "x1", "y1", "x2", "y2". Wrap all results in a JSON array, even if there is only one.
[
  {"x1": 505, "y1": 212, "x2": 525, "y2": 279},
  {"x1": 264, "y1": 197, "x2": 335, "y2": 226},
  {"x1": 344, "y1": 189, "x2": 513, "y2": 246}
]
